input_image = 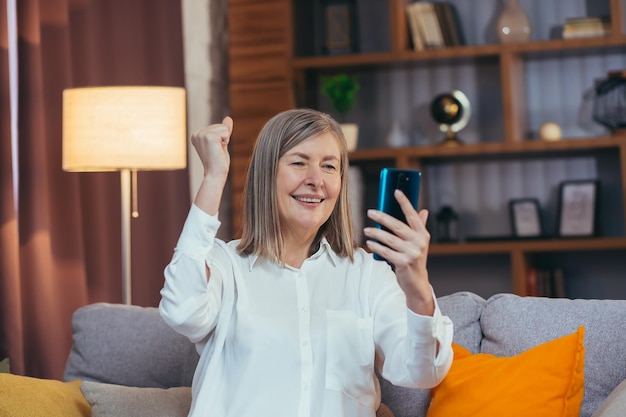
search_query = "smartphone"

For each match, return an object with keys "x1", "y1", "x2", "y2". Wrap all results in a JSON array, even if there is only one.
[{"x1": 374, "y1": 168, "x2": 421, "y2": 261}]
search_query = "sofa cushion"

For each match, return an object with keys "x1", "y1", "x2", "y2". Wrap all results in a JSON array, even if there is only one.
[
  {"x1": 592, "y1": 379, "x2": 626, "y2": 417},
  {"x1": 80, "y1": 381, "x2": 192, "y2": 417},
  {"x1": 379, "y1": 291, "x2": 485, "y2": 417},
  {"x1": 0, "y1": 374, "x2": 90, "y2": 417},
  {"x1": 64, "y1": 303, "x2": 199, "y2": 388},
  {"x1": 480, "y1": 293, "x2": 626, "y2": 417},
  {"x1": 427, "y1": 327, "x2": 585, "y2": 417}
]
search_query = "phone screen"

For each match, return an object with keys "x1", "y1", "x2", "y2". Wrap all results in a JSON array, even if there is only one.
[{"x1": 374, "y1": 168, "x2": 421, "y2": 261}]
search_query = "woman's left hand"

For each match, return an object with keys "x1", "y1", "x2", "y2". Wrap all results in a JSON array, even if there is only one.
[{"x1": 364, "y1": 189, "x2": 435, "y2": 316}]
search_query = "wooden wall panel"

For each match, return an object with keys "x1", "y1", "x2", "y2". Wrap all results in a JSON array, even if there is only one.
[
  {"x1": 230, "y1": 116, "x2": 270, "y2": 154},
  {"x1": 229, "y1": 1, "x2": 290, "y2": 45},
  {"x1": 227, "y1": 0, "x2": 294, "y2": 236},
  {"x1": 230, "y1": 45, "x2": 290, "y2": 83},
  {"x1": 230, "y1": 82, "x2": 294, "y2": 117}
]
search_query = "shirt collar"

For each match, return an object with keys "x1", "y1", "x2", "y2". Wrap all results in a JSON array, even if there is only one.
[
  {"x1": 310, "y1": 238, "x2": 338, "y2": 267},
  {"x1": 247, "y1": 237, "x2": 338, "y2": 271}
]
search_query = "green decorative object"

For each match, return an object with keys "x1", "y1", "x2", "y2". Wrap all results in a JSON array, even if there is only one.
[
  {"x1": 321, "y1": 74, "x2": 361, "y2": 151},
  {"x1": 321, "y1": 74, "x2": 360, "y2": 119}
]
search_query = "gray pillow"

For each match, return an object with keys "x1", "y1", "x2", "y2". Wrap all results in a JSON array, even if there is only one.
[
  {"x1": 480, "y1": 293, "x2": 626, "y2": 417},
  {"x1": 81, "y1": 381, "x2": 191, "y2": 417},
  {"x1": 592, "y1": 379, "x2": 626, "y2": 417},
  {"x1": 64, "y1": 303, "x2": 199, "y2": 388},
  {"x1": 380, "y1": 291, "x2": 485, "y2": 417}
]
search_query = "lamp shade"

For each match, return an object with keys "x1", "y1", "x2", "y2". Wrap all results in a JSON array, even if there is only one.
[{"x1": 63, "y1": 86, "x2": 187, "y2": 171}]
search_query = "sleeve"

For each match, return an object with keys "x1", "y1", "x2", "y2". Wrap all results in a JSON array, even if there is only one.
[
  {"x1": 370, "y1": 260, "x2": 454, "y2": 389},
  {"x1": 159, "y1": 204, "x2": 227, "y2": 344}
]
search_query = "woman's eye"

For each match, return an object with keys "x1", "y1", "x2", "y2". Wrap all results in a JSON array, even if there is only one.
[
  {"x1": 323, "y1": 164, "x2": 337, "y2": 171},
  {"x1": 291, "y1": 161, "x2": 305, "y2": 166}
]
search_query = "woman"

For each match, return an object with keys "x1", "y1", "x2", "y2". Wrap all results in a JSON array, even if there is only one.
[{"x1": 159, "y1": 108, "x2": 453, "y2": 417}]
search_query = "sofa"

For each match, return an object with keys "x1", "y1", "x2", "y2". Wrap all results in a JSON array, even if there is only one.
[{"x1": 2, "y1": 291, "x2": 625, "y2": 417}]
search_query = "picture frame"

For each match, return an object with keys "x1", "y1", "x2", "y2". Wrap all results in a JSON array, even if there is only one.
[
  {"x1": 324, "y1": 4, "x2": 352, "y2": 53},
  {"x1": 556, "y1": 180, "x2": 600, "y2": 237},
  {"x1": 509, "y1": 198, "x2": 543, "y2": 238}
]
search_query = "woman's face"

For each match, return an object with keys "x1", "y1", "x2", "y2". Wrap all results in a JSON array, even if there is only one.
[{"x1": 276, "y1": 132, "x2": 342, "y2": 240}]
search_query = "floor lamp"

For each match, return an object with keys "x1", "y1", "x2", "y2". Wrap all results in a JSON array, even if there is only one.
[{"x1": 62, "y1": 86, "x2": 187, "y2": 305}]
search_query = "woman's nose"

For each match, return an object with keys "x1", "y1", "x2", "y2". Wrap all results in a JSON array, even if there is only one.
[{"x1": 305, "y1": 166, "x2": 323, "y2": 187}]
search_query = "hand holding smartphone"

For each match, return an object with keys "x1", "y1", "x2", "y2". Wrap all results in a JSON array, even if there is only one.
[{"x1": 374, "y1": 168, "x2": 421, "y2": 261}]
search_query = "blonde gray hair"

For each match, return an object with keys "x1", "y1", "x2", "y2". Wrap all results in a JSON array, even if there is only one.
[{"x1": 236, "y1": 108, "x2": 356, "y2": 262}]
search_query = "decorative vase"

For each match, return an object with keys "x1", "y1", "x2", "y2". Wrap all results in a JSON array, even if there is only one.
[
  {"x1": 340, "y1": 123, "x2": 359, "y2": 152},
  {"x1": 497, "y1": 0, "x2": 531, "y2": 43}
]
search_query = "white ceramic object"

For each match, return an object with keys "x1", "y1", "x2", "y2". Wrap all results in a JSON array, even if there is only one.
[{"x1": 341, "y1": 123, "x2": 359, "y2": 152}]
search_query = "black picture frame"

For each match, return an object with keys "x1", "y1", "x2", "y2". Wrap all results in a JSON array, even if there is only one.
[
  {"x1": 323, "y1": 3, "x2": 356, "y2": 54},
  {"x1": 509, "y1": 198, "x2": 543, "y2": 238},
  {"x1": 556, "y1": 180, "x2": 600, "y2": 237}
]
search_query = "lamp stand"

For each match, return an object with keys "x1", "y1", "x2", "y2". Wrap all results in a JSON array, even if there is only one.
[{"x1": 120, "y1": 169, "x2": 132, "y2": 305}]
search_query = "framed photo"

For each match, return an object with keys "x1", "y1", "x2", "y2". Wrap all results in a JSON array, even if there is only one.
[
  {"x1": 556, "y1": 180, "x2": 600, "y2": 237},
  {"x1": 324, "y1": 4, "x2": 352, "y2": 52},
  {"x1": 509, "y1": 198, "x2": 543, "y2": 238}
]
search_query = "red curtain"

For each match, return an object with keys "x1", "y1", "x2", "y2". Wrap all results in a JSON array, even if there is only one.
[{"x1": 0, "y1": 0, "x2": 190, "y2": 379}]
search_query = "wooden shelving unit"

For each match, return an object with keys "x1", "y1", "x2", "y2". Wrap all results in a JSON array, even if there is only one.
[{"x1": 228, "y1": 0, "x2": 626, "y2": 298}]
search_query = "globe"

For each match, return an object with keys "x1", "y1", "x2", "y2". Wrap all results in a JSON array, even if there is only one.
[
  {"x1": 429, "y1": 90, "x2": 471, "y2": 146},
  {"x1": 430, "y1": 93, "x2": 463, "y2": 125}
]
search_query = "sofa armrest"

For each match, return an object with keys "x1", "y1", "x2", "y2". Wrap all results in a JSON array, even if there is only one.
[
  {"x1": 592, "y1": 379, "x2": 626, "y2": 417},
  {"x1": 64, "y1": 303, "x2": 199, "y2": 388}
]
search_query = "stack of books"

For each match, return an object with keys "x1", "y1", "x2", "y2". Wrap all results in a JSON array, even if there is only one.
[
  {"x1": 562, "y1": 16, "x2": 611, "y2": 39},
  {"x1": 405, "y1": 1, "x2": 465, "y2": 50},
  {"x1": 526, "y1": 268, "x2": 566, "y2": 298}
]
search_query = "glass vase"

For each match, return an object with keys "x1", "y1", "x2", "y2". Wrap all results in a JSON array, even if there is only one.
[{"x1": 497, "y1": 0, "x2": 531, "y2": 43}]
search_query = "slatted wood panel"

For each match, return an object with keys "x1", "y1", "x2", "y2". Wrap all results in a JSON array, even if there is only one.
[{"x1": 228, "y1": 0, "x2": 295, "y2": 236}]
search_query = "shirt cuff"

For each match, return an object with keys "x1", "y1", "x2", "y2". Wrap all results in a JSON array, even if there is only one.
[
  {"x1": 174, "y1": 204, "x2": 221, "y2": 260},
  {"x1": 406, "y1": 291, "x2": 453, "y2": 341}
]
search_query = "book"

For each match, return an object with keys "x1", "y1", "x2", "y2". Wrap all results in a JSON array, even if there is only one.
[
  {"x1": 562, "y1": 16, "x2": 611, "y2": 39},
  {"x1": 526, "y1": 267, "x2": 567, "y2": 298},
  {"x1": 526, "y1": 268, "x2": 538, "y2": 296},
  {"x1": 565, "y1": 16, "x2": 610, "y2": 25},
  {"x1": 438, "y1": 2, "x2": 465, "y2": 46},
  {"x1": 412, "y1": 2, "x2": 445, "y2": 49},
  {"x1": 552, "y1": 268, "x2": 566, "y2": 298},
  {"x1": 433, "y1": 2, "x2": 466, "y2": 46},
  {"x1": 433, "y1": 2, "x2": 453, "y2": 46},
  {"x1": 405, "y1": 2, "x2": 425, "y2": 50}
]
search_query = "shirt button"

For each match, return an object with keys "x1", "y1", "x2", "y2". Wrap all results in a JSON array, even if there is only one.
[{"x1": 301, "y1": 306, "x2": 308, "y2": 312}]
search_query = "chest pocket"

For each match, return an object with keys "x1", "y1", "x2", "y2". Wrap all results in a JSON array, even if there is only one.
[{"x1": 325, "y1": 309, "x2": 376, "y2": 407}]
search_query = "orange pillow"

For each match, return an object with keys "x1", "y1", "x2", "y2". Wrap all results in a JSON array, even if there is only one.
[
  {"x1": 427, "y1": 326, "x2": 585, "y2": 417},
  {"x1": 0, "y1": 374, "x2": 90, "y2": 417}
]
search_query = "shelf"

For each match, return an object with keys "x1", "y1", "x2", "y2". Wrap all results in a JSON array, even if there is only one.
[
  {"x1": 429, "y1": 236, "x2": 626, "y2": 256},
  {"x1": 229, "y1": 0, "x2": 626, "y2": 299},
  {"x1": 292, "y1": 35, "x2": 626, "y2": 69},
  {"x1": 348, "y1": 135, "x2": 626, "y2": 163}
]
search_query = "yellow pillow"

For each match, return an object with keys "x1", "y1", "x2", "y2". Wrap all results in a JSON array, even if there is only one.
[
  {"x1": 427, "y1": 326, "x2": 585, "y2": 417},
  {"x1": 0, "y1": 374, "x2": 90, "y2": 417}
]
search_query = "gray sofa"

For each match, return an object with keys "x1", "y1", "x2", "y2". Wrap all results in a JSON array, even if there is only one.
[{"x1": 64, "y1": 292, "x2": 626, "y2": 417}]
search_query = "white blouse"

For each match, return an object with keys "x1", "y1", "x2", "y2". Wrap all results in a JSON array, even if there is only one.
[{"x1": 159, "y1": 205, "x2": 453, "y2": 417}]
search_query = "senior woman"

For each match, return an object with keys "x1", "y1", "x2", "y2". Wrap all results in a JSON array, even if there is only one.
[{"x1": 159, "y1": 108, "x2": 453, "y2": 417}]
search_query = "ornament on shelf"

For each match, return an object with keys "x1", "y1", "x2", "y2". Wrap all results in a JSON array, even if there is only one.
[
  {"x1": 385, "y1": 120, "x2": 409, "y2": 148},
  {"x1": 497, "y1": 0, "x2": 531, "y2": 43},
  {"x1": 430, "y1": 90, "x2": 471, "y2": 147},
  {"x1": 539, "y1": 122, "x2": 562, "y2": 141},
  {"x1": 592, "y1": 70, "x2": 626, "y2": 133},
  {"x1": 436, "y1": 205, "x2": 460, "y2": 242}
]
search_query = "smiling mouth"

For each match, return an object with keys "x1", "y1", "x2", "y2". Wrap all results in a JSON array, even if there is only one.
[{"x1": 293, "y1": 196, "x2": 323, "y2": 203}]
